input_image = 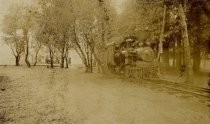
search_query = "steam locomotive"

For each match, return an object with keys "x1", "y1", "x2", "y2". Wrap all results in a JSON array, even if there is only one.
[{"x1": 105, "y1": 37, "x2": 159, "y2": 80}]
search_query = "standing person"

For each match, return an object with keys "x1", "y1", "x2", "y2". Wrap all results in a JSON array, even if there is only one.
[
  {"x1": 45, "y1": 56, "x2": 50, "y2": 68},
  {"x1": 68, "y1": 57, "x2": 71, "y2": 65},
  {"x1": 180, "y1": 64, "x2": 186, "y2": 77},
  {"x1": 208, "y1": 73, "x2": 210, "y2": 107},
  {"x1": 208, "y1": 72, "x2": 210, "y2": 88}
]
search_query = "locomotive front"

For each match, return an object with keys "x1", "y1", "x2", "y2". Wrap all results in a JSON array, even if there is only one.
[{"x1": 106, "y1": 37, "x2": 159, "y2": 80}]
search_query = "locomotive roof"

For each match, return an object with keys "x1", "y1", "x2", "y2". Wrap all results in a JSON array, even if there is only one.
[
  {"x1": 106, "y1": 37, "x2": 137, "y2": 47},
  {"x1": 125, "y1": 38, "x2": 135, "y2": 42}
]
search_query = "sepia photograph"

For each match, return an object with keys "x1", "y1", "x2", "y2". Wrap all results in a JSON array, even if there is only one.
[{"x1": 0, "y1": 0, "x2": 210, "y2": 123}]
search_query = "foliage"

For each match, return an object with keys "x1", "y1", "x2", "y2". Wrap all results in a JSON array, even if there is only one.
[{"x1": 116, "y1": 0, "x2": 163, "y2": 41}]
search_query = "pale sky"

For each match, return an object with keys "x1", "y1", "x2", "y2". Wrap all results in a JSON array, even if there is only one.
[{"x1": 113, "y1": 0, "x2": 126, "y2": 14}]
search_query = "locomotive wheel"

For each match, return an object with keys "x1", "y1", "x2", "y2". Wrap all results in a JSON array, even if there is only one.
[
  {"x1": 125, "y1": 67, "x2": 132, "y2": 78},
  {"x1": 124, "y1": 64, "x2": 159, "y2": 80},
  {"x1": 136, "y1": 68, "x2": 143, "y2": 79},
  {"x1": 127, "y1": 69, "x2": 132, "y2": 78}
]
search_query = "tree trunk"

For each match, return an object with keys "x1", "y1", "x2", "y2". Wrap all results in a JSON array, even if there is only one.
[
  {"x1": 50, "y1": 56, "x2": 54, "y2": 68},
  {"x1": 98, "y1": 0, "x2": 108, "y2": 45},
  {"x1": 178, "y1": 4, "x2": 193, "y2": 83},
  {"x1": 60, "y1": 45, "x2": 65, "y2": 68},
  {"x1": 24, "y1": 30, "x2": 31, "y2": 68},
  {"x1": 33, "y1": 55, "x2": 38, "y2": 66},
  {"x1": 25, "y1": 44, "x2": 30, "y2": 67},
  {"x1": 15, "y1": 56, "x2": 20, "y2": 66},
  {"x1": 61, "y1": 56, "x2": 65, "y2": 68},
  {"x1": 163, "y1": 47, "x2": 170, "y2": 65},
  {"x1": 65, "y1": 47, "x2": 69, "y2": 69},
  {"x1": 89, "y1": 45, "x2": 104, "y2": 73},
  {"x1": 97, "y1": 0, "x2": 110, "y2": 73},
  {"x1": 173, "y1": 43, "x2": 176, "y2": 68},
  {"x1": 90, "y1": 52, "x2": 93, "y2": 73},
  {"x1": 49, "y1": 50, "x2": 54, "y2": 69},
  {"x1": 193, "y1": 45, "x2": 201, "y2": 72},
  {"x1": 72, "y1": 26, "x2": 88, "y2": 67},
  {"x1": 85, "y1": 65, "x2": 92, "y2": 73},
  {"x1": 33, "y1": 50, "x2": 40, "y2": 66},
  {"x1": 192, "y1": 11, "x2": 201, "y2": 73},
  {"x1": 176, "y1": 38, "x2": 182, "y2": 68},
  {"x1": 65, "y1": 57, "x2": 68, "y2": 68},
  {"x1": 86, "y1": 45, "x2": 90, "y2": 68},
  {"x1": 157, "y1": 5, "x2": 166, "y2": 62},
  {"x1": 61, "y1": 57, "x2": 65, "y2": 68}
]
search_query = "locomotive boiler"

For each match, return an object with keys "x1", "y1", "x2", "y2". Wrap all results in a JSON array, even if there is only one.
[{"x1": 106, "y1": 37, "x2": 159, "y2": 80}]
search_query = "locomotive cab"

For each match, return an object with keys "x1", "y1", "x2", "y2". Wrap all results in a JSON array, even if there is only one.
[{"x1": 120, "y1": 38, "x2": 138, "y2": 66}]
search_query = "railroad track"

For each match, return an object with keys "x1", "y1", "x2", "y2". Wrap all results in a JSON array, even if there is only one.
[
  {"x1": 120, "y1": 75, "x2": 210, "y2": 99},
  {"x1": 146, "y1": 78, "x2": 210, "y2": 99}
]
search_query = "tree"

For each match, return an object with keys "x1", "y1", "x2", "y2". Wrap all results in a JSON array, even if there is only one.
[
  {"x1": 3, "y1": 36, "x2": 25, "y2": 66},
  {"x1": 36, "y1": 0, "x2": 61, "y2": 68},
  {"x1": 18, "y1": 6, "x2": 34, "y2": 68},
  {"x1": 68, "y1": 0, "x2": 106, "y2": 72},
  {"x1": 178, "y1": 3, "x2": 193, "y2": 83},
  {"x1": 69, "y1": 0, "x2": 95, "y2": 72},
  {"x1": 157, "y1": 4, "x2": 167, "y2": 62},
  {"x1": 52, "y1": 0, "x2": 73, "y2": 68},
  {"x1": 36, "y1": 0, "x2": 75, "y2": 69},
  {"x1": 2, "y1": 7, "x2": 25, "y2": 66},
  {"x1": 32, "y1": 32, "x2": 42, "y2": 66},
  {"x1": 187, "y1": 0, "x2": 210, "y2": 72},
  {"x1": 35, "y1": 0, "x2": 115, "y2": 72},
  {"x1": 163, "y1": 0, "x2": 193, "y2": 82}
]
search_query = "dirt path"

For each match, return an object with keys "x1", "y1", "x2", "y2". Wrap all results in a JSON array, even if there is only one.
[{"x1": 0, "y1": 66, "x2": 209, "y2": 124}]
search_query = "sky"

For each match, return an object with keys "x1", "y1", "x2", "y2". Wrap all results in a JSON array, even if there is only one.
[{"x1": 113, "y1": 0, "x2": 126, "y2": 14}]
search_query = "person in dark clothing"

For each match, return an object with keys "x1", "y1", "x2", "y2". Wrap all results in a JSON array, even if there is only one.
[
  {"x1": 208, "y1": 72, "x2": 210, "y2": 88},
  {"x1": 180, "y1": 64, "x2": 186, "y2": 77}
]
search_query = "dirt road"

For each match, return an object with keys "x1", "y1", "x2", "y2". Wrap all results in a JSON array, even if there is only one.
[{"x1": 0, "y1": 66, "x2": 209, "y2": 124}]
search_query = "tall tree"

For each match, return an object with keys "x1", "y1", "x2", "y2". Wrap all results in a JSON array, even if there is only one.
[
  {"x1": 18, "y1": 6, "x2": 34, "y2": 68},
  {"x1": 70, "y1": 0, "x2": 99, "y2": 72},
  {"x1": 187, "y1": 0, "x2": 210, "y2": 72},
  {"x1": 32, "y1": 30, "x2": 42, "y2": 66},
  {"x1": 177, "y1": 1, "x2": 193, "y2": 83},
  {"x1": 36, "y1": 0, "x2": 59, "y2": 68},
  {"x1": 52, "y1": 0, "x2": 73, "y2": 68},
  {"x1": 2, "y1": 6, "x2": 25, "y2": 66}
]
